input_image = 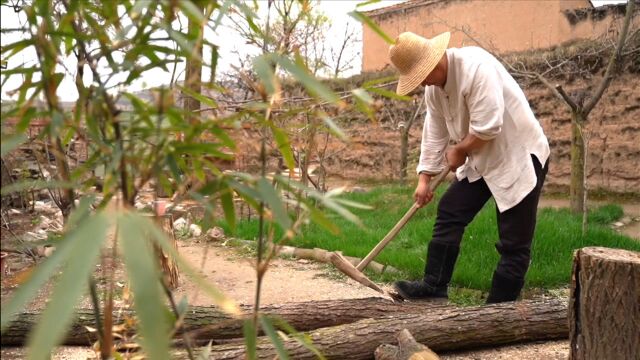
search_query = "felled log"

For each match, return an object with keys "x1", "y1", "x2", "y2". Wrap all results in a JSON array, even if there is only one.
[
  {"x1": 179, "y1": 299, "x2": 569, "y2": 359},
  {"x1": 233, "y1": 240, "x2": 400, "y2": 275},
  {"x1": 1, "y1": 297, "x2": 451, "y2": 346},
  {"x1": 569, "y1": 247, "x2": 640, "y2": 360},
  {"x1": 375, "y1": 329, "x2": 440, "y2": 360}
]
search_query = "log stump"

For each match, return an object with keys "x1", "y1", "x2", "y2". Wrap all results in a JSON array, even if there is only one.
[{"x1": 569, "y1": 247, "x2": 640, "y2": 360}]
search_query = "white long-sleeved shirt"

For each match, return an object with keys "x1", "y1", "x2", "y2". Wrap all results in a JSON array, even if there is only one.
[{"x1": 416, "y1": 47, "x2": 550, "y2": 212}]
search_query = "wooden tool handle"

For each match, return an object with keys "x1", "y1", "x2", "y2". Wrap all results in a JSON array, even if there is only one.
[{"x1": 355, "y1": 169, "x2": 449, "y2": 272}]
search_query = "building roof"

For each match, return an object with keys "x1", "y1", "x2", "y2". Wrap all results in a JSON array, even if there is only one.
[{"x1": 361, "y1": 0, "x2": 443, "y2": 18}]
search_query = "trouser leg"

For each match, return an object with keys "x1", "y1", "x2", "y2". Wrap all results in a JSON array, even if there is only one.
[
  {"x1": 424, "y1": 176, "x2": 492, "y2": 287},
  {"x1": 487, "y1": 155, "x2": 549, "y2": 303}
]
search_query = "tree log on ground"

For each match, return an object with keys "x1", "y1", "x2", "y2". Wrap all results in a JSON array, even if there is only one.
[
  {"x1": 1, "y1": 297, "x2": 451, "y2": 346},
  {"x1": 177, "y1": 299, "x2": 568, "y2": 359},
  {"x1": 375, "y1": 329, "x2": 439, "y2": 360},
  {"x1": 569, "y1": 247, "x2": 640, "y2": 360}
]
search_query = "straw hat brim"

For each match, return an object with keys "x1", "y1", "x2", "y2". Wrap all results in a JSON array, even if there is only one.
[{"x1": 396, "y1": 32, "x2": 450, "y2": 96}]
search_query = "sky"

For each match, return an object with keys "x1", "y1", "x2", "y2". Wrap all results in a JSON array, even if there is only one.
[{"x1": 0, "y1": 0, "x2": 627, "y2": 102}]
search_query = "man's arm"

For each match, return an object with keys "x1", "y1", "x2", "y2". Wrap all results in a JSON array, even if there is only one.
[{"x1": 446, "y1": 134, "x2": 488, "y2": 172}]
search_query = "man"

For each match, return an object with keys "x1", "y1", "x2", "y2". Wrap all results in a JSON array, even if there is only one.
[{"x1": 388, "y1": 32, "x2": 550, "y2": 303}]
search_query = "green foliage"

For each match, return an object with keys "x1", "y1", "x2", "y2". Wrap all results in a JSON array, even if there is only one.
[
  {"x1": 1, "y1": 0, "x2": 399, "y2": 358},
  {"x1": 588, "y1": 204, "x2": 624, "y2": 225}
]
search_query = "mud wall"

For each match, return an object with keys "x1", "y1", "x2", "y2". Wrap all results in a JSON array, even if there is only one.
[{"x1": 362, "y1": 0, "x2": 635, "y2": 72}]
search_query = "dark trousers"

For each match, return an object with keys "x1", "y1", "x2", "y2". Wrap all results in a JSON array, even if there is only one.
[{"x1": 431, "y1": 155, "x2": 548, "y2": 281}]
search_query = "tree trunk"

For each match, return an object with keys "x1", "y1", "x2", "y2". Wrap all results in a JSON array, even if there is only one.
[
  {"x1": 1, "y1": 298, "x2": 450, "y2": 346},
  {"x1": 399, "y1": 128, "x2": 409, "y2": 183},
  {"x1": 180, "y1": 299, "x2": 568, "y2": 359},
  {"x1": 154, "y1": 214, "x2": 179, "y2": 289},
  {"x1": 569, "y1": 247, "x2": 640, "y2": 360},
  {"x1": 570, "y1": 112, "x2": 585, "y2": 214},
  {"x1": 183, "y1": 3, "x2": 204, "y2": 121}
]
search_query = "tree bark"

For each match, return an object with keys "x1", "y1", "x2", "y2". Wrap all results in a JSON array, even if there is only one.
[
  {"x1": 375, "y1": 329, "x2": 440, "y2": 360},
  {"x1": 569, "y1": 247, "x2": 640, "y2": 360},
  {"x1": 1, "y1": 297, "x2": 450, "y2": 346},
  {"x1": 570, "y1": 111, "x2": 585, "y2": 214},
  {"x1": 180, "y1": 299, "x2": 568, "y2": 359}
]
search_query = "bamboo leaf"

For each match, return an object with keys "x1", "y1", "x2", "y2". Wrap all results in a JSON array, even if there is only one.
[
  {"x1": 260, "y1": 317, "x2": 290, "y2": 360},
  {"x1": 118, "y1": 213, "x2": 171, "y2": 360},
  {"x1": 253, "y1": 55, "x2": 277, "y2": 96},
  {"x1": 0, "y1": 212, "x2": 107, "y2": 331},
  {"x1": 349, "y1": 10, "x2": 395, "y2": 44},
  {"x1": 356, "y1": 0, "x2": 381, "y2": 8},
  {"x1": 138, "y1": 214, "x2": 241, "y2": 316},
  {"x1": 220, "y1": 188, "x2": 236, "y2": 232},
  {"x1": 274, "y1": 55, "x2": 340, "y2": 104},
  {"x1": 27, "y1": 213, "x2": 109, "y2": 360},
  {"x1": 269, "y1": 125, "x2": 295, "y2": 171},
  {"x1": 318, "y1": 113, "x2": 347, "y2": 140},
  {"x1": 270, "y1": 316, "x2": 326, "y2": 360},
  {"x1": 243, "y1": 320, "x2": 257, "y2": 360},
  {"x1": 1, "y1": 134, "x2": 26, "y2": 157},
  {"x1": 179, "y1": 86, "x2": 218, "y2": 108},
  {"x1": 179, "y1": 0, "x2": 205, "y2": 24},
  {"x1": 367, "y1": 86, "x2": 411, "y2": 101},
  {"x1": 351, "y1": 88, "x2": 374, "y2": 104},
  {"x1": 257, "y1": 177, "x2": 292, "y2": 229}
]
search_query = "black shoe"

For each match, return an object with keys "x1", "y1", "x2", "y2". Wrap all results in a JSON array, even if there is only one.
[
  {"x1": 486, "y1": 271, "x2": 525, "y2": 304},
  {"x1": 393, "y1": 279, "x2": 448, "y2": 300}
]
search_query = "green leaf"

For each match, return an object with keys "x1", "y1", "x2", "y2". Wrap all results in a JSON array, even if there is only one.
[
  {"x1": 269, "y1": 316, "x2": 326, "y2": 360},
  {"x1": 196, "y1": 341, "x2": 213, "y2": 360},
  {"x1": 118, "y1": 213, "x2": 171, "y2": 360},
  {"x1": 260, "y1": 317, "x2": 290, "y2": 360},
  {"x1": 220, "y1": 189, "x2": 236, "y2": 232},
  {"x1": 318, "y1": 113, "x2": 347, "y2": 140},
  {"x1": 1, "y1": 134, "x2": 26, "y2": 157},
  {"x1": 253, "y1": 55, "x2": 277, "y2": 96},
  {"x1": 138, "y1": 214, "x2": 241, "y2": 316},
  {"x1": 179, "y1": 0, "x2": 205, "y2": 24},
  {"x1": 0, "y1": 179, "x2": 75, "y2": 196},
  {"x1": 363, "y1": 75, "x2": 397, "y2": 88},
  {"x1": 243, "y1": 320, "x2": 258, "y2": 360},
  {"x1": 274, "y1": 55, "x2": 340, "y2": 104},
  {"x1": 179, "y1": 86, "x2": 217, "y2": 108},
  {"x1": 349, "y1": 10, "x2": 395, "y2": 44},
  {"x1": 257, "y1": 177, "x2": 292, "y2": 229},
  {"x1": 27, "y1": 213, "x2": 109, "y2": 360},
  {"x1": 269, "y1": 125, "x2": 295, "y2": 171},
  {"x1": 308, "y1": 207, "x2": 339, "y2": 235},
  {"x1": 351, "y1": 88, "x2": 374, "y2": 105},
  {"x1": 0, "y1": 212, "x2": 108, "y2": 332},
  {"x1": 356, "y1": 0, "x2": 381, "y2": 8},
  {"x1": 367, "y1": 86, "x2": 411, "y2": 101}
]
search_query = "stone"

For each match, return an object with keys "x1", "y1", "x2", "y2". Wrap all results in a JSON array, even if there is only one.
[
  {"x1": 207, "y1": 226, "x2": 225, "y2": 241},
  {"x1": 189, "y1": 224, "x2": 202, "y2": 237},
  {"x1": 173, "y1": 217, "x2": 188, "y2": 231}
]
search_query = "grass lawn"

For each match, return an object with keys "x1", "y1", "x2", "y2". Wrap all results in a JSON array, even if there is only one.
[{"x1": 222, "y1": 183, "x2": 639, "y2": 294}]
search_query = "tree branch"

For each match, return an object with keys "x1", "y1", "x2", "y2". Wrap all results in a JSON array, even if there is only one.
[
  {"x1": 583, "y1": 0, "x2": 636, "y2": 115},
  {"x1": 555, "y1": 84, "x2": 578, "y2": 112}
]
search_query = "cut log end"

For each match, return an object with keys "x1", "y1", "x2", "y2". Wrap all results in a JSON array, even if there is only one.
[{"x1": 375, "y1": 329, "x2": 440, "y2": 360}]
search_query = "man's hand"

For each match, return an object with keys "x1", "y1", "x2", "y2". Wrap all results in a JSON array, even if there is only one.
[
  {"x1": 445, "y1": 146, "x2": 467, "y2": 172},
  {"x1": 414, "y1": 173, "x2": 434, "y2": 208}
]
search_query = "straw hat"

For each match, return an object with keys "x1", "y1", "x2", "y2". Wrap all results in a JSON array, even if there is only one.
[{"x1": 389, "y1": 31, "x2": 450, "y2": 95}]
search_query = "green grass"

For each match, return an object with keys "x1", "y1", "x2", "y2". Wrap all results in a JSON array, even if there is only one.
[{"x1": 222, "y1": 184, "x2": 639, "y2": 292}]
